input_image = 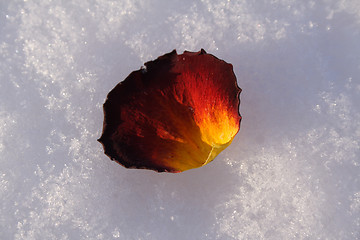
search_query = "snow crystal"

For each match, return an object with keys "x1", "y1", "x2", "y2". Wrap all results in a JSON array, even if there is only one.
[{"x1": 1, "y1": 0, "x2": 359, "y2": 239}]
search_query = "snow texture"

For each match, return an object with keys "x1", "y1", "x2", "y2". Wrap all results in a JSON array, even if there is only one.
[{"x1": 1, "y1": 0, "x2": 359, "y2": 239}]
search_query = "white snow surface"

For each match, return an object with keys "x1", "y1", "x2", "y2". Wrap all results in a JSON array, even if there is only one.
[{"x1": 1, "y1": 0, "x2": 360, "y2": 239}]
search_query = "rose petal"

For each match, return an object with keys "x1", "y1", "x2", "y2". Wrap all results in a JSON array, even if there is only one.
[{"x1": 98, "y1": 49, "x2": 241, "y2": 172}]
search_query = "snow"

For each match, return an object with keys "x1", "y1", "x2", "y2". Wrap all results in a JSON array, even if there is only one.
[{"x1": 1, "y1": 0, "x2": 359, "y2": 239}]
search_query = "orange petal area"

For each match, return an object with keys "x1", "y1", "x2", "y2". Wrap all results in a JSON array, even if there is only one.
[{"x1": 98, "y1": 49, "x2": 241, "y2": 172}]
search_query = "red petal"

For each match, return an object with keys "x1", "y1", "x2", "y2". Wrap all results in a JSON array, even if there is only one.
[{"x1": 98, "y1": 49, "x2": 241, "y2": 172}]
